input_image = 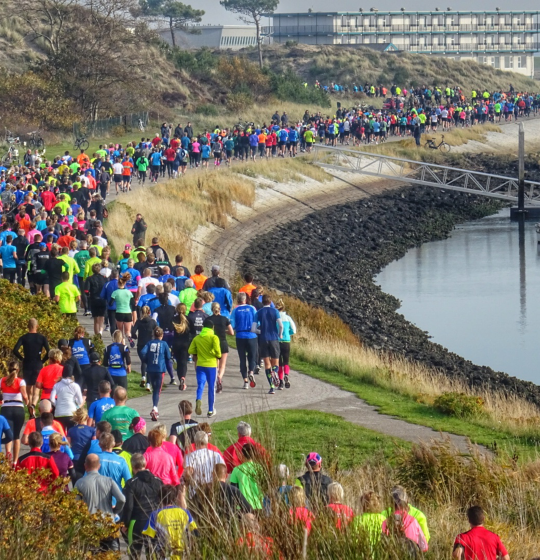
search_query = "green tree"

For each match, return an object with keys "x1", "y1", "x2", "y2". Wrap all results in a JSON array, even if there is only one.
[
  {"x1": 220, "y1": 0, "x2": 279, "y2": 68},
  {"x1": 138, "y1": 0, "x2": 204, "y2": 47}
]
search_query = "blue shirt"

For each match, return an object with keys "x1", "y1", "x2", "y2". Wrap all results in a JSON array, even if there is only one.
[
  {"x1": 231, "y1": 304, "x2": 257, "y2": 339},
  {"x1": 95, "y1": 450, "x2": 131, "y2": 489},
  {"x1": 41, "y1": 426, "x2": 74, "y2": 459},
  {"x1": 67, "y1": 424, "x2": 96, "y2": 460},
  {"x1": 140, "y1": 339, "x2": 172, "y2": 374},
  {"x1": 150, "y1": 152, "x2": 162, "y2": 166},
  {"x1": 71, "y1": 339, "x2": 90, "y2": 365},
  {"x1": 100, "y1": 278, "x2": 119, "y2": 310},
  {"x1": 0, "y1": 245, "x2": 16, "y2": 268},
  {"x1": 88, "y1": 397, "x2": 115, "y2": 423},
  {"x1": 255, "y1": 306, "x2": 281, "y2": 341},
  {"x1": 201, "y1": 145, "x2": 211, "y2": 158},
  {"x1": 0, "y1": 415, "x2": 13, "y2": 453},
  {"x1": 137, "y1": 293, "x2": 155, "y2": 308}
]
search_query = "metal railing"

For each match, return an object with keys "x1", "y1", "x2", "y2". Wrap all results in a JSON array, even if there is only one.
[
  {"x1": 402, "y1": 42, "x2": 539, "y2": 52},
  {"x1": 312, "y1": 145, "x2": 540, "y2": 206}
]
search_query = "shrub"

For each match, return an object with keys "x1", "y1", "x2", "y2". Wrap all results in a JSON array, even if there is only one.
[
  {"x1": 0, "y1": 281, "x2": 77, "y2": 373},
  {"x1": 227, "y1": 92, "x2": 254, "y2": 113},
  {"x1": 217, "y1": 57, "x2": 271, "y2": 98},
  {"x1": 434, "y1": 391, "x2": 485, "y2": 419},
  {"x1": 0, "y1": 459, "x2": 118, "y2": 559},
  {"x1": 195, "y1": 104, "x2": 219, "y2": 116},
  {"x1": 268, "y1": 69, "x2": 331, "y2": 108},
  {"x1": 169, "y1": 47, "x2": 218, "y2": 73}
]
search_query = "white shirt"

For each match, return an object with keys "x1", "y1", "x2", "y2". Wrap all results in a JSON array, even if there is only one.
[
  {"x1": 50, "y1": 378, "x2": 83, "y2": 417},
  {"x1": 94, "y1": 236, "x2": 108, "y2": 248},
  {"x1": 184, "y1": 447, "x2": 225, "y2": 485},
  {"x1": 113, "y1": 162, "x2": 123, "y2": 175},
  {"x1": 138, "y1": 276, "x2": 160, "y2": 295},
  {"x1": 168, "y1": 294, "x2": 180, "y2": 307}
]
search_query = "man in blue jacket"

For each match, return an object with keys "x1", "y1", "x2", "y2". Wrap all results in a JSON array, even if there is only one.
[
  {"x1": 230, "y1": 292, "x2": 258, "y2": 390},
  {"x1": 140, "y1": 327, "x2": 174, "y2": 421}
]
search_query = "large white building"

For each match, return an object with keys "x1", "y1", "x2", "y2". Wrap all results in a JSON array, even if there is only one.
[
  {"x1": 267, "y1": 10, "x2": 540, "y2": 76},
  {"x1": 158, "y1": 25, "x2": 258, "y2": 50}
]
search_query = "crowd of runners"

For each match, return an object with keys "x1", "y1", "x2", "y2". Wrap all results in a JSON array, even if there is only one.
[{"x1": 0, "y1": 84, "x2": 524, "y2": 558}]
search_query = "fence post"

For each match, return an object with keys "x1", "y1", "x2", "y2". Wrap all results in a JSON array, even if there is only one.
[{"x1": 302, "y1": 528, "x2": 308, "y2": 559}]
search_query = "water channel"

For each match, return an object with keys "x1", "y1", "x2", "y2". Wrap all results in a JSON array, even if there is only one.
[{"x1": 376, "y1": 209, "x2": 540, "y2": 384}]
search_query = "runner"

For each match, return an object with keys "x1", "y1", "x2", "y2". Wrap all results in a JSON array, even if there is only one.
[
  {"x1": 276, "y1": 300, "x2": 296, "y2": 390},
  {"x1": 207, "y1": 302, "x2": 234, "y2": 394}
]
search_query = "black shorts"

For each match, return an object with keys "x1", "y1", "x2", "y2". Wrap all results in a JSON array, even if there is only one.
[
  {"x1": 91, "y1": 299, "x2": 107, "y2": 317},
  {"x1": 115, "y1": 312, "x2": 132, "y2": 323},
  {"x1": 259, "y1": 339, "x2": 280, "y2": 359},
  {"x1": 279, "y1": 141, "x2": 287, "y2": 147},
  {"x1": 1, "y1": 406, "x2": 25, "y2": 439},
  {"x1": 32, "y1": 273, "x2": 48, "y2": 285},
  {"x1": 113, "y1": 174, "x2": 123, "y2": 183},
  {"x1": 327, "y1": 133, "x2": 335, "y2": 140},
  {"x1": 23, "y1": 365, "x2": 41, "y2": 386},
  {"x1": 290, "y1": 141, "x2": 298, "y2": 147}
]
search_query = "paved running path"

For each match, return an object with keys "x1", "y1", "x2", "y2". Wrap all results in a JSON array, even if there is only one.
[{"x1": 80, "y1": 170, "x2": 479, "y2": 451}]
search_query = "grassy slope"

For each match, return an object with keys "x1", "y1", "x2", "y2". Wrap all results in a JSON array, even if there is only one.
[
  {"x1": 252, "y1": 43, "x2": 539, "y2": 93},
  {"x1": 211, "y1": 409, "x2": 406, "y2": 471},
  {"x1": 288, "y1": 354, "x2": 540, "y2": 460}
]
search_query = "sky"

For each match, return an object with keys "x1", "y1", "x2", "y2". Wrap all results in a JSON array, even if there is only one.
[{"x1": 200, "y1": 0, "x2": 540, "y2": 26}]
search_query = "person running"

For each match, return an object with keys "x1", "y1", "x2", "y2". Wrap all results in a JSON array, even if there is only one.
[
  {"x1": 50, "y1": 368, "x2": 84, "y2": 431},
  {"x1": 67, "y1": 408, "x2": 96, "y2": 461},
  {"x1": 54, "y1": 271, "x2": 80, "y2": 317},
  {"x1": 69, "y1": 325, "x2": 95, "y2": 377},
  {"x1": 295, "y1": 452, "x2": 333, "y2": 509},
  {"x1": 132, "y1": 306, "x2": 158, "y2": 391},
  {"x1": 352, "y1": 491, "x2": 385, "y2": 549},
  {"x1": 326, "y1": 482, "x2": 354, "y2": 529},
  {"x1": 453, "y1": 506, "x2": 509, "y2": 560},
  {"x1": 35, "y1": 349, "x2": 64, "y2": 403},
  {"x1": 230, "y1": 292, "x2": 257, "y2": 389},
  {"x1": 0, "y1": 361, "x2": 29, "y2": 464},
  {"x1": 111, "y1": 272, "x2": 135, "y2": 344},
  {"x1": 207, "y1": 302, "x2": 234, "y2": 394},
  {"x1": 104, "y1": 331, "x2": 132, "y2": 390},
  {"x1": 168, "y1": 400, "x2": 198, "y2": 451},
  {"x1": 17, "y1": 431, "x2": 60, "y2": 492},
  {"x1": 251, "y1": 294, "x2": 283, "y2": 394},
  {"x1": 101, "y1": 386, "x2": 140, "y2": 439},
  {"x1": 276, "y1": 300, "x2": 296, "y2": 390},
  {"x1": 12, "y1": 318, "x2": 49, "y2": 416},
  {"x1": 140, "y1": 327, "x2": 174, "y2": 421},
  {"x1": 188, "y1": 318, "x2": 221, "y2": 418},
  {"x1": 172, "y1": 304, "x2": 191, "y2": 392}
]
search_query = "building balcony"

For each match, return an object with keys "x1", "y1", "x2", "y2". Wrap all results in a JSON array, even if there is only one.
[{"x1": 402, "y1": 42, "x2": 539, "y2": 52}]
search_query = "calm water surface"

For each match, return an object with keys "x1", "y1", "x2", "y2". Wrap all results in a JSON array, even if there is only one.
[{"x1": 376, "y1": 210, "x2": 540, "y2": 384}]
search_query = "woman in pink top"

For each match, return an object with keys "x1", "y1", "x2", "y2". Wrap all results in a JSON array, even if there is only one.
[
  {"x1": 156, "y1": 424, "x2": 183, "y2": 477},
  {"x1": 382, "y1": 510, "x2": 428, "y2": 552},
  {"x1": 191, "y1": 138, "x2": 201, "y2": 168},
  {"x1": 143, "y1": 428, "x2": 180, "y2": 486}
]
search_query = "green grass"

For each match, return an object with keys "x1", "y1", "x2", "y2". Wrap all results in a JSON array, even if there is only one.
[
  {"x1": 127, "y1": 370, "x2": 149, "y2": 400},
  {"x1": 211, "y1": 409, "x2": 406, "y2": 472},
  {"x1": 289, "y1": 354, "x2": 540, "y2": 461}
]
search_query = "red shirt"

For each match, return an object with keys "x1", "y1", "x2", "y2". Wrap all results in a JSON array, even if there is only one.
[
  {"x1": 327, "y1": 503, "x2": 354, "y2": 529},
  {"x1": 36, "y1": 364, "x2": 63, "y2": 400},
  {"x1": 151, "y1": 136, "x2": 161, "y2": 147},
  {"x1": 454, "y1": 526, "x2": 508, "y2": 560},
  {"x1": 164, "y1": 147, "x2": 176, "y2": 162},
  {"x1": 237, "y1": 533, "x2": 275, "y2": 556},
  {"x1": 289, "y1": 507, "x2": 315, "y2": 534},
  {"x1": 57, "y1": 234, "x2": 76, "y2": 248},
  {"x1": 17, "y1": 447, "x2": 60, "y2": 492},
  {"x1": 186, "y1": 442, "x2": 223, "y2": 460},
  {"x1": 41, "y1": 191, "x2": 57, "y2": 211},
  {"x1": 223, "y1": 436, "x2": 266, "y2": 473}
]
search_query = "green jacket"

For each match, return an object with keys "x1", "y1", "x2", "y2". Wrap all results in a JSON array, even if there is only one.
[
  {"x1": 383, "y1": 505, "x2": 430, "y2": 542},
  {"x1": 179, "y1": 287, "x2": 198, "y2": 313},
  {"x1": 188, "y1": 327, "x2": 221, "y2": 367}
]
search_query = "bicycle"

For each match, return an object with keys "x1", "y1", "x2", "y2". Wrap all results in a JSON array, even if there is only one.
[
  {"x1": 424, "y1": 135, "x2": 450, "y2": 153},
  {"x1": 27, "y1": 130, "x2": 45, "y2": 149},
  {"x1": 73, "y1": 136, "x2": 89, "y2": 151},
  {"x1": 4, "y1": 128, "x2": 20, "y2": 146}
]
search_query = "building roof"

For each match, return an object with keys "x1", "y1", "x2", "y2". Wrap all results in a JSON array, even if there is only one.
[{"x1": 270, "y1": 10, "x2": 539, "y2": 16}]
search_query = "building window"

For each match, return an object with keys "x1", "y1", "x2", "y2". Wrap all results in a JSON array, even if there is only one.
[
  {"x1": 505, "y1": 56, "x2": 513, "y2": 68},
  {"x1": 517, "y1": 56, "x2": 523, "y2": 68},
  {"x1": 494, "y1": 56, "x2": 500, "y2": 68}
]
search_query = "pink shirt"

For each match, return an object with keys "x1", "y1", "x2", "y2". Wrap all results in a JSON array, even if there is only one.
[
  {"x1": 192, "y1": 142, "x2": 200, "y2": 153},
  {"x1": 27, "y1": 229, "x2": 41, "y2": 243},
  {"x1": 144, "y1": 446, "x2": 180, "y2": 486},
  {"x1": 382, "y1": 511, "x2": 428, "y2": 552},
  {"x1": 162, "y1": 440, "x2": 184, "y2": 477}
]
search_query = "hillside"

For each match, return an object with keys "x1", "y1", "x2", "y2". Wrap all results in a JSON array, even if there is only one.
[{"x1": 235, "y1": 43, "x2": 539, "y2": 94}]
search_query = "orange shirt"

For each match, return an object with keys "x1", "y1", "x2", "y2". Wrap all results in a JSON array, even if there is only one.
[
  {"x1": 258, "y1": 133, "x2": 267, "y2": 144},
  {"x1": 36, "y1": 364, "x2": 63, "y2": 400},
  {"x1": 190, "y1": 274, "x2": 207, "y2": 291},
  {"x1": 239, "y1": 283, "x2": 256, "y2": 298},
  {"x1": 23, "y1": 418, "x2": 66, "y2": 437},
  {"x1": 18, "y1": 217, "x2": 32, "y2": 234},
  {"x1": 77, "y1": 153, "x2": 90, "y2": 165},
  {"x1": 122, "y1": 161, "x2": 134, "y2": 176}
]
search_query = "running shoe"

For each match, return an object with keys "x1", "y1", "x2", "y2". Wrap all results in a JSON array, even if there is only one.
[
  {"x1": 195, "y1": 399, "x2": 202, "y2": 416},
  {"x1": 278, "y1": 380, "x2": 284, "y2": 391},
  {"x1": 84, "y1": 311, "x2": 91, "y2": 317},
  {"x1": 27, "y1": 404, "x2": 35, "y2": 419},
  {"x1": 207, "y1": 409, "x2": 216, "y2": 418},
  {"x1": 188, "y1": 355, "x2": 193, "y2": 364},
  {"x1": 129, "y1": 337, "x2": 135, "y2": 348},
  {"x1": 145, "y1": 383, "x2": 151, "y2": 392},
  {"x1": 179, "y1": 377, "x2": 185, "y2": 391},
  {"x1": 169, "y1": 378, "x2": 178, "y2": 386},
  {"x1": 243, "y1": 381, "x2": 249, "y2": 390},
  {"x1": 254, "y1": 365, "x2": 260, "y2": 375},
  {"x1": 284, "y1": 375, "x2": 290, "y2": 389},
  {"x1": 268, "y1": 387, "x2": 275, "y2": 395},
  {"x1": 140, "y1": 376, "x2": 146, "y2": 387},
  {"x1": 216, "y1": 379, "x2": 223, "y2": 394},
  {"x1": 104, "y1": 325, "x2": 110, "y2": 332},
  {"x1": 150, "y1": 408, "x2": 159, "y2": 421},
  {"x1": 248, "y1": 373, "x2": 256, "y2": 388}
]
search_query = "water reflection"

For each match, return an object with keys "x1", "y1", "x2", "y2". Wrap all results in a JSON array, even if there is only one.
[{"x1": 376, "y1": 210, "x2": 539, "y2": 383}]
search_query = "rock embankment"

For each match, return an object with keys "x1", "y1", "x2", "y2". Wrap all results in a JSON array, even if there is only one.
[{"x1": 240, "y1": 185, "x2": 540, "y2": 407}]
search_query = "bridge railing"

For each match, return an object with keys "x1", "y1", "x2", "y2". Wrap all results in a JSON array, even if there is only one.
[{"x1": 312, "y1": 144, "x2": 540, "y2": 205}]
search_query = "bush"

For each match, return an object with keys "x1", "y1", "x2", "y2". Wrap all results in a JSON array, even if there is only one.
[
  {"x1": 195, "y1": 104, "x2": 219, "y2": 117},
  {"x1": 169, "y1": 47, "x2": 218, "y2": 73},
  {"x1": 226, "y1": 92, "x2": 254, "y2": 113},
  {"x1": 268, "y1": 69, "x2": 331, "y2": 108},
  {"x1": 218, "y1": 57, "x2": 271, "y2": 98},
  {"x1": 0, "y1": 459, "x2": 118, "y2": 559},
  {"x1": 0, "y1": 281, "x2": 77, "y2": 373},
  {"x1": 434, "y1": 391, "x2": 485, "y2": 419}
]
